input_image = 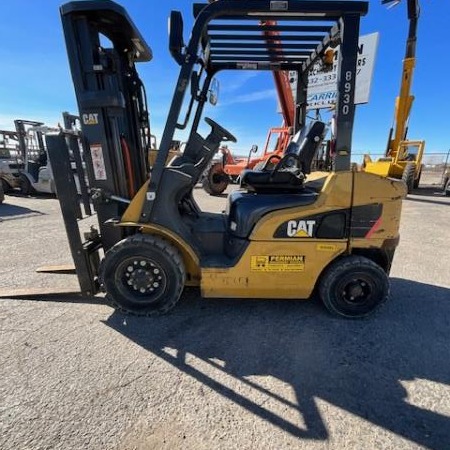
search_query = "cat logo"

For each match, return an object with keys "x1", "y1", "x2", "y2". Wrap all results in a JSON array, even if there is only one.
[
  {"x1": 82, "y1": 113, "x2": 99, "y2": 125},
  {"x1": 286, "y1": 220, "x2": 316, "y2": 238}
]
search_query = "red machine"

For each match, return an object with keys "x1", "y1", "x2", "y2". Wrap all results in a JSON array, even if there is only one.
[{"x1": 202, "y1": 20, "x2": 295, "y2": 195}]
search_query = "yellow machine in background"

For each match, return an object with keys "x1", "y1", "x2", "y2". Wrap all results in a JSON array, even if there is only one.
[{"x1": 364, "y1": 0, "x2": 424, "y2": 192}]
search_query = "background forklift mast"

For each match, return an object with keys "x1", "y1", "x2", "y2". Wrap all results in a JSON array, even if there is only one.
[{"x1": 15, "y1": 119, "x2": 46, "y2": 166}]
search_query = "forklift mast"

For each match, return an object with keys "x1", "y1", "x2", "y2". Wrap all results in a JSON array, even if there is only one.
[
  {"x1": 59, "y1": 0, "x2": 152, "y2": 249},
  {"x1": 41, "y1": 1, "x2": 154, "y2": 295},
  {"x1": 14, "y1": 120, "x2": 45, "y2": 166}
]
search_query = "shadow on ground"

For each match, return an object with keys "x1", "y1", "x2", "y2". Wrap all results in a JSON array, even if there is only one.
[
  {"x1": 0, "y1": 201, "x2": 45, "y2": 220},
  {"x1": 105, "y1": 278, "x2": 450, "y2": 449},
  {"x1": 407, "y1": 185, "x2": 449, "y2": 206}
]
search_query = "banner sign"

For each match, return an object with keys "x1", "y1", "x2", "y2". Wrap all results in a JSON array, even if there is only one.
[{"x1": 289, "y1": 33, "x2": 379, "y2": 110}]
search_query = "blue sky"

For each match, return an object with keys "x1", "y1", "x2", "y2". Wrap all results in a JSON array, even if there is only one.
[{"x1": 0, "y1": 0, "x2": 448, "y2": 160}]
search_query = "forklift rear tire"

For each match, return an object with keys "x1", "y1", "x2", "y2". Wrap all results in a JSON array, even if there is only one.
[
  {"x1": 319, "y1": 255, "x2": 390, "y2": 318},
  {"x1": 202, "y1": 162, "x2": 229, "y2": 196},
  {"x1": 100, "y1": 234, "x2": 186, "y2": 316},
  {"x1": 402, "y1": 163, "x2": 415, "y2": 194}
]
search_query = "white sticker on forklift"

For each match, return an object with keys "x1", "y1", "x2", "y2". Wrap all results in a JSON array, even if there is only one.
[
  {"x1": 237, "y1": 63, "x2": 257, "y2": 70},
  {"x1": 316, "y1": 244, "x2": 338, "y2": 252},
  {"x1": 90, "y1": 144, "x2": 107, "y2": 180},
  {"x1": 270, "y1": 1, "x2": 288, "y2": 11},
  {"x1": 251, "y1": 255, "x2": 305, "y2": 272}
]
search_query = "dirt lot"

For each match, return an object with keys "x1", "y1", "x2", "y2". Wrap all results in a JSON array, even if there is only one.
[{"x1": 1, "y1": 184, "x2": 449, "y2": 450}]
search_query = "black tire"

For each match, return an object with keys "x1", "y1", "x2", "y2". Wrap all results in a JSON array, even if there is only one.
[
  {"x1": 19, "y1": 174, "x2": 35, "y2": 195},
  {"x1": 99, "y1": 234, "x2": 186, "y2": 316},
  {"x1": 402, "y1": 163, "x2": 415, "y2": 194},
  {"x1": 0, "y1": 183, "x2": 4, "y2": 204},
  {"x1": 413, "y1": 164, "x2": 423, "y2": 189},
  {"x1": 319, "y1": 255, "x2": 390, "y2": 318},
  {"x1": 1, "y1": 178, "x2": 10, "y2": 193},
  {"x1": 202, "y1": 162, "x2": 229, "y2": 195},
  {"x1": 444, "y1": 178, "x2": 450, "y2": 197}
]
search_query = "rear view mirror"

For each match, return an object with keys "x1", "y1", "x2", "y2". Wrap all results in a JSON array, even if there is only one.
[
  {"x1": 209, "y1": 78, "x2": 219, "y2": 105},
  {"x1": 169, "y1": 11, "x2": 184, "y2": 65},
  {"x1": 251, "y1": 144, "x2": 258, "y2": 153}
]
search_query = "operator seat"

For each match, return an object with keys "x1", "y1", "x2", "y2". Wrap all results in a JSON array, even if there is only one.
[
  {"x1": 226, "y1": 121, "x2": 326, "y2": 238},
  {"x1": 240, "y1": 120, "x2": 326, "y2": 193}
]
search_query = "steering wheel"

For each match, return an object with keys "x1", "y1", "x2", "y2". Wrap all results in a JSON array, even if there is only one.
[{"x1": 205, "y1": 117, "x2": 237, "y2": 143}]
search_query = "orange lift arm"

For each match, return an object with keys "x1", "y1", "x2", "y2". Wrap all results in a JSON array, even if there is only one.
[{"x1": 261, "y1": 20, "x2": 295, "y2": 128}]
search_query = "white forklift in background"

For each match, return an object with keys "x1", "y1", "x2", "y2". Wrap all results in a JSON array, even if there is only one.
[
  {"x1": 14, "y1": 115, "x2": 87, "y2": 197},
  {"x1": 0, "y1": 129, "x2": 24, "y2": 201},
  {"x1": 15, "y1": 119, "x2": 58, "y2": 195}
]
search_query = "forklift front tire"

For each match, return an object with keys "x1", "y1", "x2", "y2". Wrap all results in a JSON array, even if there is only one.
[
  {"x1": 319, "y1": 255, "x2": 390, "y2": 318},
  {"x1": 19, "y1": 174, "x2": 35, "y2": 196},
  {"x1": 100, "y1": 234, "x2": 186, "y2": 316}
]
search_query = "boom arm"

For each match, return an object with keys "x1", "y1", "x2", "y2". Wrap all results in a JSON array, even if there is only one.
[
  {"x1": 261, "y1": 21, "x2": 295, "y2": 128},
  {"x1": 386, "y1": 0, "x2": 420, "y2": 157}
]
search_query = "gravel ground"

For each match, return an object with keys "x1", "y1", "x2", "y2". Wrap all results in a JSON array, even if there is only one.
[{"x1": 0, "y1": 183, "x2": 449, "y2": 450}]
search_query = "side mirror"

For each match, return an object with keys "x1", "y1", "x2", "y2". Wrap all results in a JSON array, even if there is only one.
[
  {"x1": 209, "y1": 78, "x2": 219, "y2": 105},
  {"x1": 251, "y1": 144, "x2": 258, "y2": 154},
  {"x1": 169, "y1": 11, "x2": 185, "y2": 65}
]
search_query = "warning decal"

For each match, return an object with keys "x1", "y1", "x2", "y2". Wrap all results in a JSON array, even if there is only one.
[
  {"x1": 251, "y1": 255, "x2": 305, "y2": 272},
  {"x1": 90, "y1": 144, "x2": 107, "y2": 180}
]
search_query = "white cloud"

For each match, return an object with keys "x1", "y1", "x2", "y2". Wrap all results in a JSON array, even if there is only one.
[
  {"x1": 219, "y1": 88, "x2": 277, "y2": 107},
  {"x1": 221, "y1": 72, "x2": 261, "y2": 93}
]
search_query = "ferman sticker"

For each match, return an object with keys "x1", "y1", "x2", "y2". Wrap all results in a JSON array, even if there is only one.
[
  {"x1": 90, "y1": 144, "x2": 107, "y2": 180},
  {"x1": 287, "y1": 220, "x2": 316, "y2": 238},
  {"x1": 82, "y1": 113, "x2": 99, "y2": 125},
  {"x1": 251, "y1": 255, "x2": 305, "y2": 272}
]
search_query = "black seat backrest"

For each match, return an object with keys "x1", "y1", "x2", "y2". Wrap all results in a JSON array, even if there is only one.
[{"x1": 285, "y1": 121, "x2": 326, "y2": 173}]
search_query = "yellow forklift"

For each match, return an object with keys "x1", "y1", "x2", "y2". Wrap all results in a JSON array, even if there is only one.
[
  {"x1": 363, "y1": 0, "x2": 424, "y2": 192},
  {"x1": 35, "y1": 0, "x2": 407, "y2": 319}
]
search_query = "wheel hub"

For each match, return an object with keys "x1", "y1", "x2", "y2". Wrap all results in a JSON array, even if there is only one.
[
  {"x1": 343, "y1": 279, "x2": 370, "y2": 303},
  {"x1": 122, "y1": 259, "x2": 164, "y2": 295}
]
